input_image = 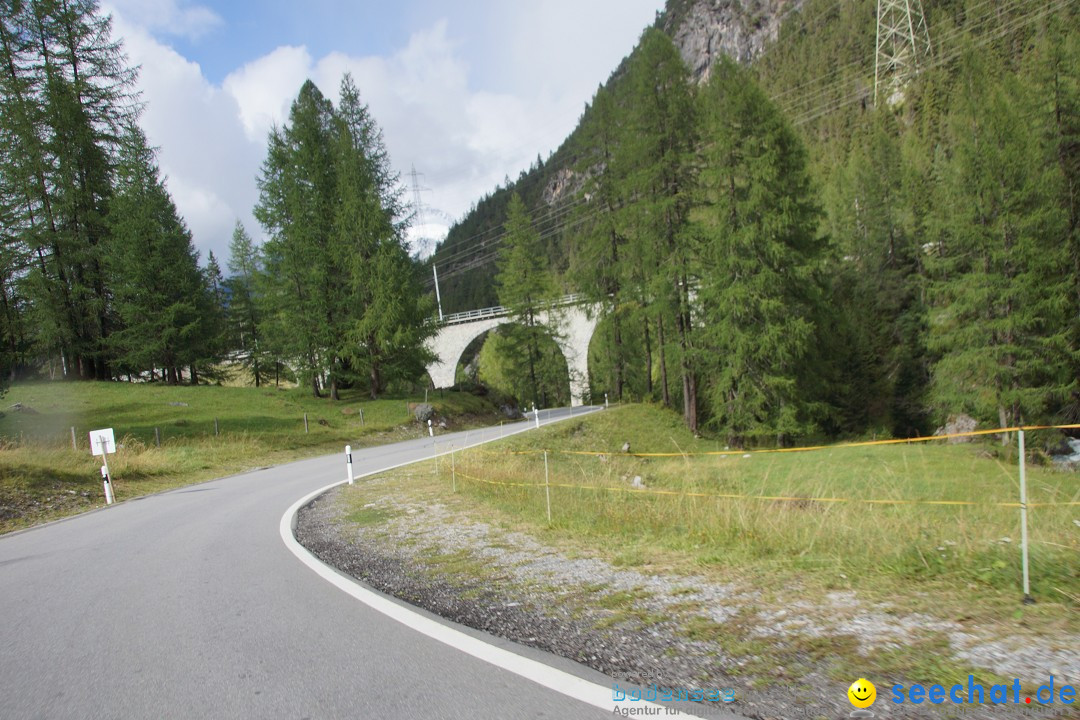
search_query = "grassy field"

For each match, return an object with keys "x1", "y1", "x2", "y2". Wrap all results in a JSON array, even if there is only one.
[
  {"x1": 419, "y1": 405, "x2": 1079, "y2": 615},
  {"x1": 0, "y1": 380, "x2": 503, "y2": 533}
]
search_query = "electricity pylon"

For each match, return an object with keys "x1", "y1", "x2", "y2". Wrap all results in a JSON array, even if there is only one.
[
  {"x1": 409, "y1": 165, "x2": 445, "y2": 320},
  {"x1": 874, "y1": 0, "x2": 932, "y2": 106}
]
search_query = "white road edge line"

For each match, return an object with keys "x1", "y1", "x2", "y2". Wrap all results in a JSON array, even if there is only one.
[{"x1": 280, "y1": 409, "x2": 702, "y2": 718}]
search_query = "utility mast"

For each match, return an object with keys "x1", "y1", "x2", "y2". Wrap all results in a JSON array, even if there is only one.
[
  {"x1": 410, "y1": 164, "x2": 444, "y2": 321},
  {"x1": 874, "y1": 0, "x2": 932, "y2": 106},
  {"x1": 409, "y1": 164, "x2": 428, "y2": 248}
]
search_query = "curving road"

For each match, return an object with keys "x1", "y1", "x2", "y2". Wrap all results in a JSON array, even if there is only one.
[{"x1": 0, "y1": 407, "x2": 720, "y2": 719}]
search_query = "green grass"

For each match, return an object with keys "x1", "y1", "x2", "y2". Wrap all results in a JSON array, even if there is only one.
[
  {"x1": 439, "y1": 405, "x2": 1080, "y2": 613},
  {"x1": 0, "y1": 380, "x2": 504, "y2": 533},
  {"x1": 325, "y1": 404, "x2": 1077, "y2": 691}
]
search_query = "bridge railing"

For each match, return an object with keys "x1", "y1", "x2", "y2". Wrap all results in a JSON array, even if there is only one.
[{"x1": 437, "y1": 293, "x2": 587, "y2": 326}]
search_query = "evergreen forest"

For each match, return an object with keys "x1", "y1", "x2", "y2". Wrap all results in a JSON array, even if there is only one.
[
  {"x1": 0, "y1": 0, "x2": 432, "y2": 399},
  {"x1": 1, "y1": 0, "x2": 1077, "y2": 445},
  {"x1": 432, "y1": 0, "x2": 1080, "y2": 442}
]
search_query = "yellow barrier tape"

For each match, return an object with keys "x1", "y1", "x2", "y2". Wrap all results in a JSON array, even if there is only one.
[
  {"x1": 448, "y1": 471, "x2": 1078, "y2": 507},
  {"x1": 460, "y1": 423, "x2": 1080, "y2": 459}
]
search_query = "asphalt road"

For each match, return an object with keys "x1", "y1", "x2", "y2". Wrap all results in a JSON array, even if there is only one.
[{"x1": 0, "y1": 406, "x2": 715, "y2": 720}]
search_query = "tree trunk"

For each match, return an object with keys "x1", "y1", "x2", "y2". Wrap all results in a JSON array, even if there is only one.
[
  {"x1": 369, "y1": 363, "x2": 381, "y2": 400},
  {"x1": 369, "y1": 336, "x2": 381, "y2": 399},
  {"x1": 612, "y1": 306, "x2": 624, "y2": 400},
  {"x1": 675, "y1": 274, "x2": 697, "y2": 433},
  {"x1": 330, "y1": 375, "x2": 339, "y2": 401},
  {"x1": 190, "y1": 365, "x2": 198, "y2": 386},
  {"x1": 311, "y1": 372, "x2": 321, "y2": 398},
  {"x1": 657, "y1": 314, "x2": 670, "y2": 408},
  {"x1": 642, "y1": 312, "x2": 653, "y2": 395}
]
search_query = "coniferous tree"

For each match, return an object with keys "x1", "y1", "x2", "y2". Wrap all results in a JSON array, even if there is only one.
[
  {"x1": 823, "y1": 110, "x2": 929, "y2": 436},
  {"x1": 225, "y1": 221, "x2": 265, "y2": 387},
  {"x1": 105, "y1": 128, "x2": 208, "y2": 383},
  {"x1": 334, "y1": 74, "x2": 432, "y2": 398},
  {"x1": 495, "y1": 193, "x2": 561, "y2": 406},
  {"x1": 569, "y1": 84, "x2": 633, "y2": 401},
  {"x1": 926, "y1": 51, "x2": 1072, "y2": 429},
  {"x1": 621, "y1": 28, "x2": 699, "y2": 428},
  {"x1": 255, "y1": 80, "x2": 339, "y2": 397},
  {"x1": 695, "y1": 57, "x2": 823, "y2": 445}
]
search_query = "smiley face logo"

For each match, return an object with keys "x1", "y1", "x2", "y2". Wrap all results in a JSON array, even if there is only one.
[{"x1": 848, "y1": 678, "x2": 876, "y2": 708}]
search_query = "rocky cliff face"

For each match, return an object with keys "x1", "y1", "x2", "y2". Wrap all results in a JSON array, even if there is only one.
[
  {"x1": 540, "y1": 0, "x2": 800, "y2": 206},
  {"x1": 662, "y1": 0, "x2": 801, "y2": 83}
]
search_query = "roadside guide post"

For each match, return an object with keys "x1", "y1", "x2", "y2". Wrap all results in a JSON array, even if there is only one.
[
  {"x1": 89, "y1": 428, "x2": 116, "y2": 505},
  {"x1": 533, "y1": 403, "x2": 539, "y2": 430},
  {"x1": 345, "y1": 445, "x2": 354, "y2": 485},
  {"x1": 1018, "y1": 430, "x2": 1034, "y2": 605}
]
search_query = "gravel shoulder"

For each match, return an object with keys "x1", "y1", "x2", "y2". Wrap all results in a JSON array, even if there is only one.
[{"x1": 295, "y1": 469, "x2": 1079, "y2": 720}]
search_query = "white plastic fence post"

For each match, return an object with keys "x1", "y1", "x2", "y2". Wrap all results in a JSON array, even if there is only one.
[
  {"x1": 605, "y1": 393, "x2": 609, "y2": 409},
  {"x1": 1018, "y1": 430, "x2": 1034, "y2": 604},
  {"x1": 100, "y1": 465, "x2": 113, "y2": 505},
  {"x1": 544, "y1": 450, "x2": 551, "y2": 525},
  {"x1": 345, "y1": 445, "x2": 354, "y2": 485}
]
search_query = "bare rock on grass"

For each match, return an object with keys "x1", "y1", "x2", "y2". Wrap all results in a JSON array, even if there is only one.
[
  {"x1": 934, "y1": 413, "x2": 977, "y2": 443},
  {"x1": 412, "y1": 403, "x2": 435, "y2": 423}
]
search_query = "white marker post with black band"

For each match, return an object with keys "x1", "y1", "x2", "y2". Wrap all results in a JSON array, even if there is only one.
[
  {"x1": 345, "y1": 445, "x2": 354, "y2": 485},
  {"x1": 89, "y1": 428, "x2": 116, "y2": 505}
]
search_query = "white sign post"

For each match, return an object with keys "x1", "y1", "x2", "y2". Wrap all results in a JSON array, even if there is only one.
[
  {"x1": 345, "y1": 445, "x2": 354, "y2": 485},
  {"x1": 89, "y1": 428, "x2": 116, "y2": 505}
]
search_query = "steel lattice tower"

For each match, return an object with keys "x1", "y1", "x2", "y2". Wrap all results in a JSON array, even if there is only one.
[{"x1": 874, "y1": 0, "x2": 933, "y2": 106}]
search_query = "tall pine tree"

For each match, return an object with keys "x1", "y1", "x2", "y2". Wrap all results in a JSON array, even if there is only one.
[{"x1": 695, "y1": 57, "x2": 823, "y2": 445}]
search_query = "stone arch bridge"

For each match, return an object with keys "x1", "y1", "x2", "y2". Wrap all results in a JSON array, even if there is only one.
[{"x1": 425, "y1": 294, "x2": 600, "y2": 407}]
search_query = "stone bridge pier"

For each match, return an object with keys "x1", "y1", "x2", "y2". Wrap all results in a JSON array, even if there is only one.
[{"x1": 425, "y1": 300, "x2": 601, "y2": 407}]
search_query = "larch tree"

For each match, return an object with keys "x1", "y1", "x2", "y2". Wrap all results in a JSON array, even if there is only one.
[
  {"x1": 619, "y1": 27, "x2": 699, "y2": 428},
  {"x1": 495, "y1": 193, "x2": 560, "y2": 407},
  {"x1": 225, "y1": 221, "x2": 265, "y2": 387},
  {"x1": 255, "y1": 80, "x2": 339, "y2": 398},
  {"x1": 926, "y1": 51, "x2": 1072, "y2": 430},
  {"x1": 105, "y1": 127, "x2": 209, "y2": 383},
  {"x1": 695, "y1": 57, "x2": 823, "y2": 445}
]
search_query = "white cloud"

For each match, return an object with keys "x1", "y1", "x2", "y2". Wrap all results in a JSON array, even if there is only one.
[
  {"x1": 106, "y1": 3, "x2": 662, "y2": 265},
  {"x1": 222, "y1": 46, "x2": 314, "y2": 143},
  {"x1": 104, "y1": 0, "x2": 222, "y2": 40},
  {"x1": 110, "y1": 12, "x2": 262, "y2": 265}
]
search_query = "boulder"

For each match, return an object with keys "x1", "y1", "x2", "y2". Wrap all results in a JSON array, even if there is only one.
[
  {"x1": 413, "y1": 403, "x2": 436, "y2": 423},
  {"x1": 501, "y1": 404, "x2": 523, "y2": 420},
  {"x1": 934, "y1": 414, "x2": 978, "y2": 443}
]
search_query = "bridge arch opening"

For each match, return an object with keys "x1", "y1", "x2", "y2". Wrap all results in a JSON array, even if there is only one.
[{"x1": 454, "y1": 325, "x2": 570, "y2": 409}]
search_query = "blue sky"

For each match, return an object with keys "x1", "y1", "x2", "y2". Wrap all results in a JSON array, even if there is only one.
[{"x1": 100, "y1": 0, "x2": 663, "y2": 263}]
